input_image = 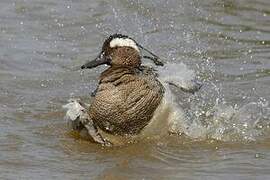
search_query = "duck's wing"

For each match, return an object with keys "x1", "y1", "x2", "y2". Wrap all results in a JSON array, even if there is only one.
[
  {"x1": 63, "y1": 99, "x2": 111, "y2": 146},
  {"x1": 167, "y1": 80, "x2": 202, "y2": 94},
  {"x1": 156, "y1": 63, "x2": 202, "y2": 94}
]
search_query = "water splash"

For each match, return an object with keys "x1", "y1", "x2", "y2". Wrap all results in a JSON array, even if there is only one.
[{"x1": 155, "y1": 62, "x2": 270, "y2": 142}]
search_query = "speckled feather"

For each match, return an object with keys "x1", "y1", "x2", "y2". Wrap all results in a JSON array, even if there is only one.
[
  {"x1": 77, "y1": 34, "x2": 165, "y2": 139},
  {"x1": 89, "y1": 66, "x2": 164, "y2": 135}
]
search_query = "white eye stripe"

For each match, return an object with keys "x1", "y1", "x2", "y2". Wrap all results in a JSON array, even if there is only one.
[{"x1": 109, "y1": 38, "x2": 140, "y2": 52}]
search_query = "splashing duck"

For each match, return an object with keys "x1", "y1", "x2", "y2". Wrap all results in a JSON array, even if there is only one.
[{"x1": 64, "y1": 34, "x2": 201, "y2": 146}]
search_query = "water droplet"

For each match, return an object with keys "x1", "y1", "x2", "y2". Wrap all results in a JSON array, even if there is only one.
[{"x1": 243, "y1": 123, "x2": 248, "y2": 128}]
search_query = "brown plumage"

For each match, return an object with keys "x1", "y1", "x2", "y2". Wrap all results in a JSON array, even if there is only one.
[
  {"x1": 90, "y1": 65, "x2": 164, "y2": 135},
  {"x1": 79, "y1": 34, "x2": 165, "y2": 142}
]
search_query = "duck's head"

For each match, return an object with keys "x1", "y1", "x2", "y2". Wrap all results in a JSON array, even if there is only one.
[{"x1": 81, "y1": 34, "x2": 163, "y2": 69}]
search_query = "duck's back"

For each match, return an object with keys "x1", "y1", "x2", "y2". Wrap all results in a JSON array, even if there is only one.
[{"x1": 89, "y1": 66, "x2": 164, "y2": 135}]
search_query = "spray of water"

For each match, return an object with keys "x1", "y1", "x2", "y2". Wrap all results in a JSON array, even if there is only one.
[{"x1": 152, "y1": 61, "x2": 270, "y2": 142}]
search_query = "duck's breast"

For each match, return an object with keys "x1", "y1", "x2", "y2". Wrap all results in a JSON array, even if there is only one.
[{"x1": 89, "y1": 67, "x2": 164, "y2": 135}]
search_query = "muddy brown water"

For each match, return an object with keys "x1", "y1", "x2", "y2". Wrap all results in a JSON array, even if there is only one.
[{"x1": 1, "y1": 0, "x2": 270, "y2": 179}]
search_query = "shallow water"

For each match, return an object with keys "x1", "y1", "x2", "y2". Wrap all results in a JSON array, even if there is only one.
[{"x1": 1, "y1": 0, "x2": 270, "y2": 179}]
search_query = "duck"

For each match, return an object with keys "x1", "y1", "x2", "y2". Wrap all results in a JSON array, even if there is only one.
[{"x1": 64, "y1": 34, "x2": 202, "y2": 146}]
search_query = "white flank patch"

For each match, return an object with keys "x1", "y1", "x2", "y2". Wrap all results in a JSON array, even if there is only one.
[{"x1": 109, "y1": 38, "x2": 140, "y2": 52}]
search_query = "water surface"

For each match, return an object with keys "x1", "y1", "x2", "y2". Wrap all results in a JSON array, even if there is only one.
[{"x1": 0, "y1": 0, "x2": 270, "y2": 179}]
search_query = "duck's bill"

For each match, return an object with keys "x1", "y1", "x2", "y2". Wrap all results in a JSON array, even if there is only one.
[{"x1": 81, "y1": 52, "x2": 108, "y2": 69}]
